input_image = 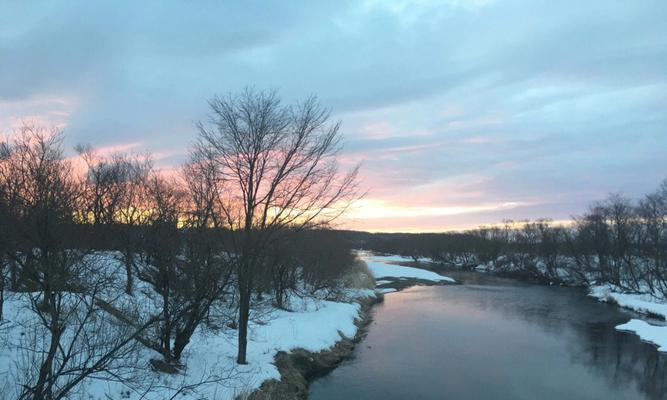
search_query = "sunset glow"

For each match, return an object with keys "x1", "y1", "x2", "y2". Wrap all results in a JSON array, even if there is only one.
[{"x1": 2, "y1": 1, "x2": 665, "y2": 232}]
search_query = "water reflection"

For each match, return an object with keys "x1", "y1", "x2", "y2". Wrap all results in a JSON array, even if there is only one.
[{"x1": 310, "y1": 271, "x2": 667, "y2": 400}]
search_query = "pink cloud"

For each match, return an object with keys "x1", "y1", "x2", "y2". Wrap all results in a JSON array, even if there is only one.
[
  {"x1": 0, "y1": 95, "x2": 77, "y2": 132},
  {"x1": 361, "y1": 121, "x2": 395, "y2": 139},
  {"x1": 92, "y1": 141, "x2": 145, "y2": 156}
]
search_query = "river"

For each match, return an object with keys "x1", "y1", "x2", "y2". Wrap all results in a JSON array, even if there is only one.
[{"x1": 310, "y1": 269, "x2": 667, "y2": 400}]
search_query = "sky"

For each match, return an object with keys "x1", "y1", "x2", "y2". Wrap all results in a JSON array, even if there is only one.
[{"x1": 1, "y1": 0, "x2": 666, "y2": 232}]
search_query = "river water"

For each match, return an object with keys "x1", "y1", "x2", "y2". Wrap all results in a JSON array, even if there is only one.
[{"x1": 309, "y1": 270, "x2": 667, "y2": 400}]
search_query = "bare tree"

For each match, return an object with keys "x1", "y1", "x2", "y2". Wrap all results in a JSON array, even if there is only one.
[
  {"x1": 0, "y1": 126, "x2": 80, "y2": 292},
  {"x1": 0, "y1": 125, "x2": 157, "y2": 400},
  {"x1": 195, "y1": 88, "x2": 360, "y2": 364},
  {"x1": 0, "y1": 139, "x2": 9, "y2": 319},
  {"x1": 639, "y1": 180, "x2": 667, "y2": 295},
  {"x1": 135, "y1": 170, "x2": 233, "y2": 364},
  {"x1": 294, "y1": 229, "x2": 355, "y2": 299},
  {"x1": 534, "y1": 219, "x2": 566, "y2": 279},
  {"x1": 135, "y1": 173, "x2": 185, "y2": 362},
  {"x1": 77, "y1": 146, "x2": 153, "y2": 294},
  {"x1": 14, "y1": 266, "x2": 156, "y2": 400}
]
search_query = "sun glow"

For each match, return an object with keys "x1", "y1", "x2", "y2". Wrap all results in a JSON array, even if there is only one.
[{"x1": 346, "y1": 199, "x2": 526, "y2": 220}]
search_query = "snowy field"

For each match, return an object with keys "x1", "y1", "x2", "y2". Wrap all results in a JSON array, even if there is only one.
[
  {"x1": 358, "y1": 252, "x2": 455, "y2": 284},
  {"x1": 0, "y1": 252, "x2": 375, "y2": 400},
  {"x1": 589, "y1": 284, "x2": 667, "y2": 354}
]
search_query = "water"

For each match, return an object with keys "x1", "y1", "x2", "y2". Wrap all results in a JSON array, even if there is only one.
[{"x1": 310, "y1": 271, "x2": 667, "y2": 400}]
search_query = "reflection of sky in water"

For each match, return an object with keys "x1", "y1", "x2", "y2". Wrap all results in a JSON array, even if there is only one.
[{"x1": 311, "y1": 272, "x2": 667, "y2": 400}]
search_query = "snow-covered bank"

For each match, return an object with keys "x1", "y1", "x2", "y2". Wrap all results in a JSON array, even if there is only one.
[
  {"x1": 616, "y1": 320, "x2": 667, "y2": 352},
  {"x1": 0, "y1": 291, "x2": 375, "y2": 400},
  {"x1": 589, "y1": 285, "x2": 667, "y2": 319},
  {"x1": 359, "y1": 252, "x2": 455, "y2": 285},
  {"x1": 0, "y1": 252, "x2": 376, "y2": 400},
  {"x1": 248, "y1": 294, "x2": 379, "y2": 400},
  {"x1": 589, "y1": 284, "x2": 667, "y2": 354}
]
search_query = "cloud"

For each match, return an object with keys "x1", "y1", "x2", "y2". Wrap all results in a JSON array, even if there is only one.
[
  {"x1": 1, "y1": 0, "x2": 666, "y2": 231},
  {"x1": 0, "y1": 96, "x2": 76, "y2": 131}
]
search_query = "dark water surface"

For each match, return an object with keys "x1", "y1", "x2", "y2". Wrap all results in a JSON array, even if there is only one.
[{"x1": 309, "y1": 271, "x2": 667, "y2": 400}]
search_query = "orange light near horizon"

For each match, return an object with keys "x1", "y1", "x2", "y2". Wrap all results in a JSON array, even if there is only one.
[
  {"x1": 345, "y1": 199, "x2": 527, "y2": 220},
  {"x1": 335, "y1": 198, "x2": 577, "y2": 233}
]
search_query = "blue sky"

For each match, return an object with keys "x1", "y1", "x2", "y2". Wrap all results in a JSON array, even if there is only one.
[{"x1": 1, "y1": 0, "x2": 666, "y2": 231}]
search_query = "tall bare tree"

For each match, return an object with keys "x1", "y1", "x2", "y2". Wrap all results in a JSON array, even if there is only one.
[{"x1": 195, "y1": 88, "x2": 360, "y2": 364}]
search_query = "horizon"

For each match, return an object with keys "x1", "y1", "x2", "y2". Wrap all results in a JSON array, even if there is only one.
[
  {"x1": 2, "y1": 0, "x2": 666, "y2": 232},
  {"x1": 335, "y1": 218, "x2": 577, "y2": 234}
]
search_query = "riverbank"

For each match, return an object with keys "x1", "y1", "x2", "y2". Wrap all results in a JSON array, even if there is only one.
[
  {"x1": 246, "y1": 253, "x2": 457, "y2": 400},
  {"x1": 0, "y1": 253, "x2": 379, "y2": 400},
  {"x1": 246, "y1": 295, "x2": 380, "y2": 400},
  {"x1": 588, "y1": 284, "x2": 667, "y2": 353}
]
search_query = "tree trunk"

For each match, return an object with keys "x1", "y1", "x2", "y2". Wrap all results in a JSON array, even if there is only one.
[
  {"x1": 10, "y1": 258, "x2": 17, "y2": 291},
  {"x1": 124, "y1": 252, "x2": 134, "y2": 295},
  {"x1": 161, "y1": 273, "x2": 172, "y2": 360},
  {"x1": 32, "y1": 292, "x2": 60, "y2": 400},
  {"x1": 237, "y1": 268, "x2": 250, "y2": 364},
  {"x1": 173, "y1": 329, "x2": 191, "y2": 361},
  {"x1": 237, "y1": 215, "x2": 253, "y2": 365},
  {"x1": 0, "y1": 277, "x2": 4, "y2": 321}
]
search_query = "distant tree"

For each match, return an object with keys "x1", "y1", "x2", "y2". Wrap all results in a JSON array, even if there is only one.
[
  {"x1": 574, "y1": 203, "x2": 613, "y2": 284},
  {"x1": 0, "y1": 138, "x2": 9, "y2": 319},
  {"x1": 296, "y1": 230, "x2": 355, "y2": 298},
  {"x1": 534, "y1": 219, "x2": 566, "y2": 279},
  {"x1": 604, "y1": 194, "x2": 642, "y2": 290},
  {"x1": 77, "y1": 146, "x2": 153, "y2": 294},
  {"x1": 195, "y1": 88, "x2": 360, "y2": 364},
  {"x1": 471, "y1": 225, "x2": 508, "y2": 263},
  {"x1": 639, "y1": 180, "x2": 667, "y2": 295}
]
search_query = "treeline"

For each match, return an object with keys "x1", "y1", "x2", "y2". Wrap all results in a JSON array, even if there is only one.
[
  {"x1": 0, "y1": 89, "x2": 360, "y2": 399},
  {"x1": 350, "y1": 182, "x2": 667, "y2": 294}
]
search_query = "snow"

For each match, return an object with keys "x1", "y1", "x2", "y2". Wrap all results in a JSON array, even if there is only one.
[
  {"x1": 176, "y1": 297, "x2": 365, "y2": 398},
  {"x1": 589, "y1": 284, "x2": 667, "y2": 354},
  {"x1": 0, "y1": 252, "x2": 374, "y2": 400},
  {"x1": 360, "y1": 252, "x2": 455, "y2": 283},
  {"x1": 0, "y1": 292, "x2": 369, "y2": 399},
  {"x1": 589, "y1": 284, "x2": 667, "y2": 319},
  {"x1": 365, "y1": 254, "x2": 434, "y2": 264},
  {"x1": 616, "y1": 319, "x2": 667, "y2": 352},
  {"x1": 367, "y1": 262, "x2": 455, "y2": 283}
]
